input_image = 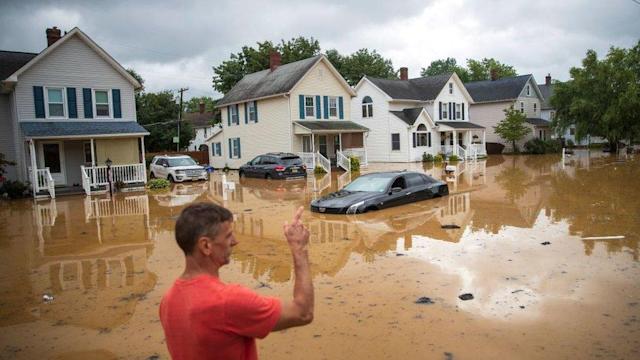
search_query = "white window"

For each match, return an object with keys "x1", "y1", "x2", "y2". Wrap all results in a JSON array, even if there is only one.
[
  {"x1": 302, "y1": 136, "x2": 312, "y2": 152},
  {"x1": 415, "y1": 124, "x2": 430, "y2": 147},
  {"x1": 520, "y1": 102, "x2": 524, "y2": 113},
  {"x1": 230, "y1": 105, "x2": 239, "y2": 125},
  {"x1": 526, "y1": 85, "x2": 531, "y2": 96},
  {"x1": 328, "y1": 96, "x2": 338, "y2": 118},
  {"x1": 533, "y1": 103, "x2": 537, "y2": 113},
  {"x1": 248, "y1": 101, "x2": 257, "y2": 122},
  {"x1": 449, "y1": 83, "x2": 453, "y2": 94},
  {"x1": 442, "y1": 102, "x2": 448, "y2": 119},
  {"x1": 362, "y1": 96, "x2": 373, "y2": 118},
  {"x1": 391, "y1": 133, "x2": 400, "y2": 151},
  {"x1": 231, "y1": 138, "x2": 241, "y2": 158},
  {"x1": 46, "y1": 87, "x2": 65, "y2": 118},
  {"x1": 212, "y1": 142, "x2": 222, "y2": 156},
  {"x1": 94, "y1": 90, "x2": 110, "y2": 117},
  {"x1": 456, "y1": 104, "x2": 461, "y2": 119},
  {"x1": 304, "y1": 96, "x2": 315, "y2": 117}
]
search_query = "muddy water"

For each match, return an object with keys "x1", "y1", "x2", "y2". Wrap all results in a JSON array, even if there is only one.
[{"x1": 1, "y1": 150, "x2": 638, "y2": 359}]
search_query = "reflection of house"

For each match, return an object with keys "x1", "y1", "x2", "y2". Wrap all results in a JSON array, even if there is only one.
[{"x1": 0, "y1": 27, "x2": 148, "y2": 198}]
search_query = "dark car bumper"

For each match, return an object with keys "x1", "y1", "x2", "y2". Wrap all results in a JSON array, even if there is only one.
[
  {"x1": 309, "y1": 204, "x2": 347, "y2": 214},
  {"x1": 272, "y1": 171, "x2": 307, "y2": 180}
]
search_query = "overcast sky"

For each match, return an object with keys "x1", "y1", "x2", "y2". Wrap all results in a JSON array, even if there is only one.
[{"x1": 1, "y1": 0, "x2": 638, "y2": 99}]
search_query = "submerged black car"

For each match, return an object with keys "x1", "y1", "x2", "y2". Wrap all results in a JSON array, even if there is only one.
[
  {"x1": 310, "y1": 171, "x2": 448, "y2": 214},
  {"x1": 239, "y1": 153, "x2": 307, "y2": 179}
]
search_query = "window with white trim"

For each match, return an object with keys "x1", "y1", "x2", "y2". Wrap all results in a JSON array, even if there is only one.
[
  {"x1": 231, "y1": 138, "x2": 241, "y2": 158},
  {"x1": 520, "y1": 102, "x2": 524, "y2": 113},
  {"x1": 442, "y1": 102, "x2": 448, "y2": 119},
  {"x1": 46, "y1": 87, "x2": 65, "y2": 118},
  {"x1": 391, "y1": 133, "x2": 400, "y2": 151},
  {"x1": 304, "y1": 96, "x2": 315, "y2": 117},
  {"x1": 416, "y1": 124, "x2": 429, "y2": 147},
  {"x1": 248, "y1": 101, "x2": 257, "y2": 122},
  {"x1": 302, "y1": 136, "x2": 312, "y2": 152},
  {"x1": 328, "y1": 96, "x2": 338, "y2": 118},
  {"x1": 230, "y1": 105, "x2": 239, "y2": 125},
  {"x1": 449, "y1": 83, "x2": 453, "y2": 94},
  {"x1": 212, "y1": 142, "x2": 222, "y2": 156},
  {"x1": 94, "y1": 90, "x2": 110, "y2": 117},
  {"x1": 456, "y1": 104, "x2": 461, "y2": 119},
  {"x1": 526, "y1": 85, "x2": 531, "y2": 96},
  {"x1": 533, "y1": 103, "x2": 537, "y2": 113},
  {"x1": 362, "y1": 96, "x2": 373, "y2": 118}
]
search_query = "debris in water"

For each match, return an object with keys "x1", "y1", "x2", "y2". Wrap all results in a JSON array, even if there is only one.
[
  {"x1": 511, "y1": 289, "x2": 524, "y2": 294},
  {"x1": 415, "y1": 297, "x2": 435, "y2": 305},
  {"x1": 42, "y1": 294, "x2": 54, "y2": 303},
  {"x1": 541, "y1": 241, "x2": 551, "y2": 245},
  {"x1": 396, "y1": 253, "x2": 406, "y2": 257},
  {"x1": 458, "y1": 293, "x2": 474, "y2": 301},
  {"x1": 444, "y1": 351, "x2": 454, "y2": 360},
  {"x1": 256, "y1": 282, "x2": 272, "y2": 289},
  {"x1": 519, "y1": 306, "x2": 525, "y2": 309},
  {"x1": 441, "y1": 224, "x2": 460, "y2": 229}
]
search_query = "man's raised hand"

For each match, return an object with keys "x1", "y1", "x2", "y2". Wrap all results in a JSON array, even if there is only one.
[{"x1": 283, "y1": 206, "x2": 309, "y2": 252}]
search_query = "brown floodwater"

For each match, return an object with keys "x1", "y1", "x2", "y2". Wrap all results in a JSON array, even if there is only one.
[{"x1": 1, "y1": 150, "x2": 638, "y2": 359}]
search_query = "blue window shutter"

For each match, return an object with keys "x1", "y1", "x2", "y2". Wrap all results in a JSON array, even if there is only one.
[
  {"x1": 227, "y1": 106, "x2": 231, "y2": 126},
  {"x1": 323, "y1": 96, "x2": 329, "y2": 119},
  {"x1": 33, "y1": 86, "x2": 45, "y2": 118},
  {"x1": 228, "y1": 138, "x2": 232, "y2": 158},
  {"x1": 438, "y1": 102, "x2": 442, "y2": 120},
  {"x1": 112, "y1": 89, "x2": 121, "y2": 118},
  {"x1": 254, "y1": 101, "x2": 258, "y2": 123},
  {"x1": 412, "y1": 133, "x2": 416, "y2": 148},
  {"x1": 237, "y1": 138, "x2": 241, "y2": 158},
  {"x1": 315, "y1": 96, "x2": 321, "y2": 119},
  {"x1": 244, "y1": 102, "x2": 248, "y2": 124},
  {"x1": 462, "y1": 103, "x2": 465, "y2": 120},
  {"x1": 428, "y1": 132, "x2": 432, "y2": 147},
  {"x1": 66, "y1": 88, "x2": 77, "y2": 118},
  {"x1": 235, "y1": 104, "x2": 239, "y2": 124},
  {"x1": 83, "y1": 88, "x2": 93, "y2": 118},
  {"x1": 338, "y1": 96, "x2": 344, "y2": 119},
  {"x1": 449, "y1": 102, "x2": 452, "y2": 120},
  {"x1": 299, "y1": 95, "x2": 305, "y2": 119}
]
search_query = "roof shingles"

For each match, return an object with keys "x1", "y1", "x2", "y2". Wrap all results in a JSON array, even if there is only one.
[
  {"x1": 464, "y1": 75, "x2": 532, "y2": 103},
  {"x1": 367, "y1": 73, "x2": 451, "y2": 101},
  {"x1": 20, "y1": 121, "x2": 149, "y2": 138},
  {"x1": 0, "y1": 51, "x2": 38, "y2": 80}
]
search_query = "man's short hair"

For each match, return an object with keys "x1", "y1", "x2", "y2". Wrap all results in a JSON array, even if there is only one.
[{"x1": 175, "y1": 202, "x2": 233, "y2": 255}]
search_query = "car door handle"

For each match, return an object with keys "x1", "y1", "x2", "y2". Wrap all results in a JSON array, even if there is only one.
[{"x1": 406, "y1": 192, "x2": 412, "y2": 195}]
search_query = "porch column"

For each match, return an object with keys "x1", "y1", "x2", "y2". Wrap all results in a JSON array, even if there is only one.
[
  {"x1": 311, "y1": 133, "x2": 316, "y2": 169},
  {"x1": 90, "y1": 138, "x2": 96, "y2": 186},
  {"x1": 338, "y1": 133, "x2": 342, "y2": 152},
  {"x1": 141, "y1": 136, "x2": 147, "y2": 183},
  {"x1": 29, "y1": 139, "x2": 37, "y2": 197},
  {"x1": 482, "y1": 130, "x2": 486, "y2": 154},
  {"x1": 452, "y1": 130, "x2": 458, "y2": 156},
  {"x1": 363, "y1": 132, "x2": 368, "y2": 166}
]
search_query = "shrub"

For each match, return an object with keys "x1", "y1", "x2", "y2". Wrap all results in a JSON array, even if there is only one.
[
  {"x1": 349, "y1": 156, "x2": 360, "y2": 172},
  {"x1": 434, "y1": 154, "x2": 444, "y2": 163},
  {"x1": 422, "y1": 153, "x2": 434, "y2": 162},
  {"x1": 147, "y1": 178, "x2": 170, "y2": 189},
  {"x1": 545, "y1": 139, "x2": 562, "y2": 153},
  {"x1": 524, "y1": 138, "x2": 546, "y2": 154},
  {"x1": 448, "y1": 154, "x2": 460, "y2": 162},
  {"x1": 314, "y1": 165, "x2": 326, "y2": 174},
  {"x1": 566, "y1": 139, "x2": 575, "y2": 148},
  {"x1": 0, "y1": 180, "x2": 30, "y2": 199}
]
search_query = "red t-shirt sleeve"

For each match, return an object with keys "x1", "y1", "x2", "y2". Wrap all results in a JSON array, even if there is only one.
[{"x1": 223, "y1": 285, "x2": 282, "y2": 339}]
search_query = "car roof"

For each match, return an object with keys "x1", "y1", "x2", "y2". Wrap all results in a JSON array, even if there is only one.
[
  {"x1": 264, "y1": 152, "x2": 300, "y2": 158},
  {"x1": 155, "y1": 154, "x2": 192, "y2": 158}
]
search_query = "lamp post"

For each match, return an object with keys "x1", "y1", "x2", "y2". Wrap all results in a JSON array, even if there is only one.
[{"x1": 105, "y1": 158, "x2": 113, "y2": 196}]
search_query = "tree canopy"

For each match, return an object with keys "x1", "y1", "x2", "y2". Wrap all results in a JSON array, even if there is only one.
[
  {"x1": 494, "y1": 107, "x2": 531, "y2": 153},
  {"x1": 421, "y1": 57, "x2": 517, "y2": 82},
  {"x1": 184, "y1": 96, "x2": 217, "y2": 113},
  {"x1": 551, "y1": 41, "x2": 640, "y2": 148},
  {"x1": 212, "y1": 37, "x2": 396, "y2": 92}
]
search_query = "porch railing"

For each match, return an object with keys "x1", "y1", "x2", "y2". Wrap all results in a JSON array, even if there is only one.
[
  {"x1": 342, "y1": 148, "x2": 367, "y2": 167},
  {"x1": 29, "y1": 167, "x2": 56, "y2": 198},
  {"x1": 457, "y1": 145, "x2": 467, "y2": 160},
  {"x1": 298, "y1": 152, "x2": 316, "y2": 172},
  {"x1": 81, "y1": 163, "x2": 147, "y2": 194},
  {"x1": 336, "y1": 150, "x2": 351, "y2": 172},
  {"x1": 337, "y1": 171, "x2": 351, "y2": 190},
  {"x1": 316, "y1": 152, "x2": 331, "y2": 175},
  {"x1": 471, "y1": 143, "x2": 486, "y2": 156}
]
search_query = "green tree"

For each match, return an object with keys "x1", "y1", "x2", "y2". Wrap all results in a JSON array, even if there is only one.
[
  {"x1": 135, "y1": 91, "x2": 193, "y2": 151},
  {"x1": 126, "y1": 68, "x2": 145, "y2": 92},
  {"x1": 184, "y1": 96, "x2": 217, "y2": 113},
  {"x1": 466, "y1": 58, "x2": 517, "y2": 81},
  {"x1": 339, "y1": 48, "x2": 396, "y2": 85},
  {"x1": 552, "y1": 41, "x2": 640, "y2": 150},
  {"x1": 494, "y1": 108, "x2": 531, "y2": 153},
  {"x1": 420, "y1": 57, "x2": 470, "y2": 82}
]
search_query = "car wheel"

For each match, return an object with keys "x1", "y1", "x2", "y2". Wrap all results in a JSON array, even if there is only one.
[
  {"x1": 239, "y1": 171, "x2": 245, "y2": 178},
  {"x1": 265, "y1": 173, "x2": 272, "y2": 180},
  {"x1": 168, "y1": 174, "x2": 176, "y2": 183}
]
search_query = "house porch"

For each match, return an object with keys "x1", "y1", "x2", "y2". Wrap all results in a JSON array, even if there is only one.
[{"x1": 436, "y1": 121, "x2": 487, "y2": 160}]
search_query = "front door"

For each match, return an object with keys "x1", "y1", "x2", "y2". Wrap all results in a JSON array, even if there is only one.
[
  {"x1": 319, "y1": 135, "x2": 327, "y2": 157},
  {"x1": 39, "y1": 141, "x2": 66, "y2": 185}
]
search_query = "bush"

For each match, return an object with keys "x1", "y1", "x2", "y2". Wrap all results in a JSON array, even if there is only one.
[
  {"x1": 545, "y1": 139, "x2": 562, "y2": 153},
  {"x1": 566, "y1": 139, "x2": 575, "y2": 148},
  {"x1": 349, "y1": 156, "x2": 360, "y2": 172},
  {"x1": 0, "y1": 180, "x2": 30, "y2": 199},
  {"x1": 147, "y1": 178, "x2": 170, "y2": 190},
  {"x1": 434, "y1": 154, "x2": 444, "y2": 163},
  {"x1": 448, "y1": 154, "x2": 460, "y2": 162},
  {"x1": 422, "y1": 153, "x2": 434, "y2": 162},
  {"x1": 525, "y1": 138, "x2": 563, "y2": 154},
  {"x1": 314, "y1": 165, "x2": 326, "y2": 174}
]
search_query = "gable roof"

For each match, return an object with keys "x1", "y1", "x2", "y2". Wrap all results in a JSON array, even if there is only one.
[
  {"x1": 525, "y1": 118, "x2": 551, "y2": 127},
  {"x1": 389, "y1": 108, "x2": 423, "y2": 125},
  {"x1": 0, "y1": 51, "x2": 38, "y2": 81},
  {"x1": 366, "y1": 73, "x2": 451, "y2": 101},
  {"x1": 1, "y1": 27, "x2": 141, "y2": 89},
  {"x1": 465, "y1": 75, "x2": 541, "y2": 103},
  {"x1": 217, "y1": 55, "x2": 355, "y2": 107},
  {"x1": 538, "y1": 83, "x2": 554, "y2": 109},
  {"x1": 182, "y1": 110, "x2": 220, "y2": 128}
]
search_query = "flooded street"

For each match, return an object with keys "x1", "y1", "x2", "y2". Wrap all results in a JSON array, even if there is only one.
[{"x1": 1, "y1": 150, "x2": 639, "y2": 359}]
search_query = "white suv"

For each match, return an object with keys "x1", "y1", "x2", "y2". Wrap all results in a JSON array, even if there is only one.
[{"x1": 150, "y1": 155, "x2": 209, "y2": 182}]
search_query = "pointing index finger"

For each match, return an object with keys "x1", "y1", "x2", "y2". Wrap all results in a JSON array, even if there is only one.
[{"x1": 292, "y1": 206, "x2": 304, "y2": 225}]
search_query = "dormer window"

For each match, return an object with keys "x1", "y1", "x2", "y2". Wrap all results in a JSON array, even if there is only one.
[
  {"x1": 94, "y1": 90, "x2": 110, "y2": 117},
  {"x1": 46, "y1": 87, "x2": 65, "y2": 118},
  {"x1": 449, "y1": 83, "x2": 453, "y2": 94},
  {"x1": 248, "y1": 101, "x2": 257, "y2": 122},
  {"x1": 362, "y1": 96, "x2": 373, "y2": 118}
]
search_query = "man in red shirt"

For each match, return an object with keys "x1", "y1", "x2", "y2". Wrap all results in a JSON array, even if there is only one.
[{"x1": 160, "y1": 203, "x2": 313, "y2": 359}]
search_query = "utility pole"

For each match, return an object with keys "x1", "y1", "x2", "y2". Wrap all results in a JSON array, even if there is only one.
[{"x1": 177, "y1": 87, "x2": 189, "y2": 151}]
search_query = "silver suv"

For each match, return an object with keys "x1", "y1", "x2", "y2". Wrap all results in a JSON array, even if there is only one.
[{"x1": 149, "y1": 155, "x2": 208, "y2": 182}]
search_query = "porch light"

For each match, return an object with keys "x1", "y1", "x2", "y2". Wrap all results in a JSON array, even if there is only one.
[{"x1": 105, "y1": 158, "x2": 113, "y2": 167}]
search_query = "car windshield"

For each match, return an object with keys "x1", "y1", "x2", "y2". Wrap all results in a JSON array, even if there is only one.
[
  {"x1": 167, "y1": 157, "x2": 197, "y2": 167},
  {"x1": 281, "y1": 157, "x2": 302, "y2": 165},
  {"x1": 343, "y1": 175, "x2": 393, "y2": 193}
]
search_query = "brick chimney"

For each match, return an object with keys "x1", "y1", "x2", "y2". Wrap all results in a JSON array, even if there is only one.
[
  {"x1": 400, "y1": 67, "x2": 408, "y2": 80},
  {"x1": 545, "y1": 73, "x2": 551, "y2": 86},
  {"x1": 199, "y1": 101, "x2": 205, "y2": 114},
  {"x1": 490, "y1": 68, "x2": 499, "y2": 81},
  {"x1": 269, "y1": 51, "x2": 281, "y2": 72},
  {"x1": 46, "y1": 26, "x2": 62, "y2": 47}
]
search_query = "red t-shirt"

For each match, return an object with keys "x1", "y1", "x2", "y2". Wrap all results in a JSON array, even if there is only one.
[{"x1": 159, "y1": 274, "x2": 282, "y2": 360}]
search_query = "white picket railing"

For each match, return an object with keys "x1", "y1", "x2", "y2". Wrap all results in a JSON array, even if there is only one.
[
  {"x1": 457, "y1": 145, "x2": 467, "y2": 161},
  {"x1": 336, "y1": 150, "x2": 351, "y2": 172},
  {"x1": 29, "y1": 167, "x2": 56, "y2": 198},
  {"x1": 85, "y1": 195, "x2": 149, "y2": 220},
  {"x1": 81, "y1": 163, "x2": 146, "y2": 194},
  {"x1": 316, "y1": 151, "x2": 331, "y2": 175},
  {"x1": 297, "y1": 152, "x2": 316, "y2": 172},
  {"x1": 342, "y1": 148, "x2": 367, "y2": 167},
  {"x1": 337, "y1": 171, "x2": 351, "y2": 190},
  {"x1": 471, "y1": 143, "x2": 487, "y2": 156}
]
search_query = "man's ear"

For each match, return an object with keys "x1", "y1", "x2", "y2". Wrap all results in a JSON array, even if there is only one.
[{"x1": 196, "y1": 235, "x2": 212, "y2": 255}]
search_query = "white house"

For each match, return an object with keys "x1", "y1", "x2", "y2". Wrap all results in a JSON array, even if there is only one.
[
  {"x1": 186, "y1": 102, "x2": 220, "y2": 152},
  {"x1": 465, "y1": 74, "x2": 549, "y2": 153},
  {"x1": 0, "y1": 27, "x2": 148, "y2": 198},
  {"x1": 207, "y1": 52, "x2": 365, "y2": 173},
  {"x1": 351, "y1": 68, "x2": 486, "y2": 162}
]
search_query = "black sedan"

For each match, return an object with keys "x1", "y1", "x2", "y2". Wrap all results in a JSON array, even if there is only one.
[{"x1": 310, "y1": 171, "x2": 448, "y2": 214}]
